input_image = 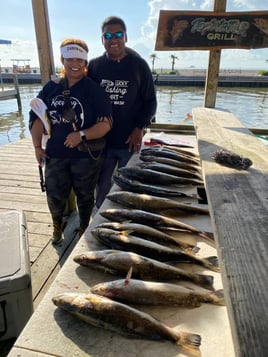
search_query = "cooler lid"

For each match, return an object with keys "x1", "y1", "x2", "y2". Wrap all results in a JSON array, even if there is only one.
[{"x1": 0, "y1": 211, "x2": 24, "y2": 278}]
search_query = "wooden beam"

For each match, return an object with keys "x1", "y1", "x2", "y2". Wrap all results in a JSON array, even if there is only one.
[
  {"x1": 204, "y1": 0, "x2": 226, "y2": 108},
  {"x1": 31, "y1": 0, "x2": 55, "y2": 85},
  {"x1": 193, "y1": 107, "x2": 268, "y2": 356}
]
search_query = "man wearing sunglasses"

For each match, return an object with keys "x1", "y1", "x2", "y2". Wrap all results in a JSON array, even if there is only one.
[{"x1": 88, "y1": 16, "x2": 157, "y2": 209}]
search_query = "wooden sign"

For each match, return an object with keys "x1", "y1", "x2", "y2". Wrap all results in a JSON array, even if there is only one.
[{"x1": 155, "y1": 10, "x2": 268, "y2": 50}]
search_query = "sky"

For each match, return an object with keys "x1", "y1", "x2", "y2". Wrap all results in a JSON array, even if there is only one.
[{"x1": 1, "y1": 0, "x2": 268, "y2": 71}]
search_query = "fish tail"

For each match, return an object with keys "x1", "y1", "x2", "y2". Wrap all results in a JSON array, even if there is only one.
[
  {"x1": 194, "y1": 274, "x2": 215, "y2": 291},
  {"x1": 202, "y1": 255, "x2": 220, "y2": 272},
  {"x1": 177, "y1": 331, "x2": 202, "y2": 357},
  {"x1": 208, "y1": 289, "x2": 225, "y2": 306},
  {"x1": 199, "y1": 231, "x2": 215, "y2": 244},
  {"x1": 185, "y1": 246, "x2": 200, "y2": 254}
]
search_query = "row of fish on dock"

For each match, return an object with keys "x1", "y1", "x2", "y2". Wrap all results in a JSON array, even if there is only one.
[{"x1": 52, "y1": 141, "x2": 225, "y2": 357}]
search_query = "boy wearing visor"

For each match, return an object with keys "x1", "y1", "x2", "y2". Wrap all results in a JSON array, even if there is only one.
[
  {"x1": 30, "y1": 38, "x2": 113, "y2": 244},
  {"x1": 88, "y1": 16, "x2": 157, "y2": 209}
]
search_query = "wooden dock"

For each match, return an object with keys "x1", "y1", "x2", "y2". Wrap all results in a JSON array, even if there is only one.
[
  {"x1": 6, "y1": 131, "x2": 236, "y2": 357},
  {"x1": 3, "y1": 118, "x2": 268, "y2": 356},
  {"x1": 0, "y1": 137, "x2": 80, "y2": 309}
]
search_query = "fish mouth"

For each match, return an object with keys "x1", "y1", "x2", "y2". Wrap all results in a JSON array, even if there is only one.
[
  {"x1": 73, "y1": 252, "x2": 105, "y2": 266},
  {"x1": 52, "y1": 292, "x2": 78, "y2": 306}
]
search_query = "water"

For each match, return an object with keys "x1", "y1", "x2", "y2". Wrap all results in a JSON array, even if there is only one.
[
  {"x1": 1, "y1": 84, "x2": 268, "y2": 146},
  {"x1": 0, "y1": 85, "x2": 41, "y2": 146},
  {"x1": 156, "y1": 86, "x2": 268, "y2": 128}
]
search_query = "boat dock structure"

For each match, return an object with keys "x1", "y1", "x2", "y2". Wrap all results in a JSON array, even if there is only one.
[
  {"x1": 1, "y1": 0, "x2": 268, "y2": 355},
  {"x1": 0, "y1": 74, "x2": 22, "y2": 111}
]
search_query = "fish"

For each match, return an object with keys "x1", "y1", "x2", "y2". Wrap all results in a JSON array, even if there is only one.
[
  {"x1": 141, "y1": 147, "x2": 200, "y2": 166},
  {"x1": 113, "y1": 174, "x2": 200, "y2": 199},
  {"x1": 138, "y1": 162, "x2": 202, "y2": 180},
  {"x1": 73, "y1": 250, "x2": 215, "y2": 290},
  {"x1": 118, "y1": 167, "x2": 203, "y2": 186},
  {"x1": 106, "y1": 191, "x2": 209, "y2": 216},
  {"x1": 90, "y1": 276, "x2": 225, "y2": 307},
  {"x1": 52, "y1": 292, "x2": 202, "y2": 356},
  {"x1": 149, "y1": 137, "x2": 194, "y2": 149},
  {"x1": 160, "y1": 145, "x2": 199, "y2": 158},
  {"x1": 93, "y1": 221, "x2": 199, "y2": 252},
  {"x1": 99, "y1": 208, "x2": 214, "y2": 243},
  {"x1": 91, "y1": 227, "x2": 219, "y2": 272},
  {"x1": 139, "y1": 154, "x2": 201, "y2": 173}
]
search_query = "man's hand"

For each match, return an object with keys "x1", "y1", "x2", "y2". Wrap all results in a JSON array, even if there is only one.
[{"x1": 125, "y1": 127, "x2": 144, "y2": 153}]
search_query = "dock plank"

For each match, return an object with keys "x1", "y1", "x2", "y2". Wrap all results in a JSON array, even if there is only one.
[
  {"x1": 193, "y1": 107, "x2": 268, "y2": 357},
  {"x1": 0, "y1": 137, "x2": 79, "y2": 307}
]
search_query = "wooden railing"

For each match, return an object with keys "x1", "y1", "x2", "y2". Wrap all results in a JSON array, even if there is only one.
[{"x1": 0, "y1": 73, "x2": 22, "y2": 112}]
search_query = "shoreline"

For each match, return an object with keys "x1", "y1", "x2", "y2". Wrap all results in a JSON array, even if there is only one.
[
  {"x1": 170, "y1": 68, "x2": 261, "y2": 76},
  {"x1": 1, "y1": 69, "x2": 267, "y2": 87}
]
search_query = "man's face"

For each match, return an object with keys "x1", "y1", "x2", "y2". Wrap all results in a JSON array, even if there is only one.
[{"x1": 102, "y1": 24, "x2": 127, "y2": 60}]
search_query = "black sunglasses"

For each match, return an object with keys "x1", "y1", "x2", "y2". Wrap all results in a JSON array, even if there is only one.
[{"x1": 103, "y1": 31, "x2": 124, "y2": 40}]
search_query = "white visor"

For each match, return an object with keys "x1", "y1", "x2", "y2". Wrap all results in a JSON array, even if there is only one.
[{"x1": 61, "y1": 44, "x2": 88, "y2": 61}]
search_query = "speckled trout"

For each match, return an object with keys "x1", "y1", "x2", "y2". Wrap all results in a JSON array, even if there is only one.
[
  {"x1": 113, "y1": 175, "x2": 201, "y2": 199},
  {"x1": 141, "y1": 147, "x2": 200, "y2": 166},
  {"x1": 73, "y1": 250, "x2": 215, "y2": 290},
  {"x1": 94, "y1": 221, "x2": 199, "y2": 252},
  {"x1": 90, "y1": 277, "x2": 225, "y2": 307},
  {"x1": 118, "y1": 167, "x2": 203, "y2": 186},
  {"x1": 160, "y1": 145, "x2": 199, "y2": 158},
  {"x1": 106, "y1": 191, "x2": 209, "y2": 216},
  {"x1": 52, "y1": 292, "x2": 202, "y2": 356},
  {"x1": 139, "y1": 155, "x2": 201, "y2": 173},
  {"x1": 99, "y1": 208, "x2": 214, "y2": 243},
  {"x1": 91, "y1": 227, "x2": 219, "y2": 272},
  {"x1": 138, "y1": 162, "x2": 202, "y2": 180}
]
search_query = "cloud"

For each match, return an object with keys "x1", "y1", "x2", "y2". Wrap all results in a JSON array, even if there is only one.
[
  {"x1": 0, "y1": 40, "x2": 39, "y2": 68},
  {"x1": 231, "y1": 0, "x2": 268, "y2": 11}
]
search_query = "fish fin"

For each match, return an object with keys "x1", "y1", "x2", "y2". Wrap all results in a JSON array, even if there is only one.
[
  {"x1": 202, "y1": 256, "x2": 220, "y2": 272},
  {"x1": 177, "y1": 331, "x2": 202, "y2": 357},
  {"x1": 188, "y1": 193, "x2": 202, "y2": 199},
  {"x1": 103, "y1": 267, "x2": 123, "y2": 276},
  {"x1": 121, "y1": 229, "x2": 134, "y2": 236},
  {"x1": 209, "y1": 289, "x2": 225, "y2": 306},
  {"x1": 125, "y1": 267, "x2": 133, "y2": 284}
]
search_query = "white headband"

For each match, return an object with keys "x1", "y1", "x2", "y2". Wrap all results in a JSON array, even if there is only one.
[{"x1": 61, "y1": 44, "x2": 88, "y2": 61}]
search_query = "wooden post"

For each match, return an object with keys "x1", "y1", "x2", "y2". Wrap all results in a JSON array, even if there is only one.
[
  {"x1": 31, "y1": 0, "x2": 77, "y2": 216},
  {"x1": 13, "y1": 74, "x2": 22, "y2": 112},
  {"x1": 204, "y1": 0, "x2": 226, "y2": 108},
  {"x1": 31, "y1": 0, "x2": 55, "y2": 85}
]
